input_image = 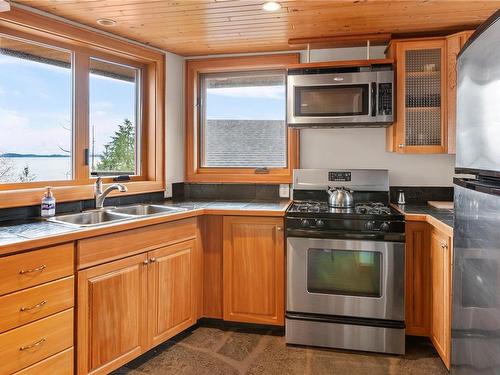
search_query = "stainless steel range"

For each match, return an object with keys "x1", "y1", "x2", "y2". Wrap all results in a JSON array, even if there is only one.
[{"x1": 285, "y1": 169, "x2": 405, "y2": 355}]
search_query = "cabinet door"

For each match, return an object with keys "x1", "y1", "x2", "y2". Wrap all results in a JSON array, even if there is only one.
[
  {"x1": 223, "y1": 216, "x2": 284, "y2": 326},
  {"x1": 147, "y1": 240, "x2": 197, "y2": 347},
  {"x1": 77, "y1": 254, "x2": 148, "y2": 375},
  {"x1": 405, "y1": 221, "x2": 431, "y2": 336},
  {"x1": 430, "y1": 228, "x2": 452, "y2": 369},
  {"x1": 390, "y1": 39, "x2": 447, "y2": 153}
]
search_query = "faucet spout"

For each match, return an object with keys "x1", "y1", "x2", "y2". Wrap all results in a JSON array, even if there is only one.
[{"x1": 94, "y1": 177, "x2": 128, "y2": 209}]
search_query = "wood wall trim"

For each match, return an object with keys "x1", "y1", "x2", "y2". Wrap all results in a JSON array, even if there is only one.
[
  {"x1": 0, "y1": 8, "x2": 165, "y2": 209},
  {"x1": 185, "y1": 53, "x2": 300, "y2": 184},
  {"x1": 0, "y1": 8, "x2": 161, "y2": 62}
]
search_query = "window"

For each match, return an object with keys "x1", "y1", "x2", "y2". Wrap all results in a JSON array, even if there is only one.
[
  {"x1": 186, "y1": 54, "x2": 299, "y2": 183},
  {"x1": 199, "y1": 70, "x2": 286, "y2": 168},
  {"x1": 89, "y1": 58, "x2": 140, "y2": 176},
  {"x1": 0, "y1": 8, "x2": 164, "y2": 208},
  {"x1": 0, "y1": 35, "x2": 73, "y2": 183}
]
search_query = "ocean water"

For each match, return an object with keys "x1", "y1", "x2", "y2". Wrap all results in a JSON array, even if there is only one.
[{"x1": 2, "y1": 157, "x2": 72, "y2": 183}]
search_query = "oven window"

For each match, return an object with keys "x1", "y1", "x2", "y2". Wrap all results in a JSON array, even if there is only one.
[
  {"x1": 294, "y1": 84, "x2": 369, "y2": 117},
  {"x1": 307, "y1": 248, "x2": 381, "y2": 297}
]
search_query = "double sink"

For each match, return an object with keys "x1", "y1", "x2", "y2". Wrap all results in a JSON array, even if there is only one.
[{"x1": 46, "y1": 204, "x2": 187, "y2": 228}]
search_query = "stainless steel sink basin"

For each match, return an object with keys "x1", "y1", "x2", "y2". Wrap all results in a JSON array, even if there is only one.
[
  {"x1": 46, "y1": 204, "x2": 187, "y2": 228},
  {"x1": 110, "y1": 204, "x2": 187, "y2": 216},
  {"x1": 47, "y1": 210, "x2": 132, "y2": 227}
]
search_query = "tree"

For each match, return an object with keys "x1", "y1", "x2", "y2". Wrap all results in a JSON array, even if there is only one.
[
  {"x1": 0, "y1": 155, "x2": 14, "y2": 182},
  {"x1": 19, "y1": 165, "x2": 36, "y2": 182},
  {"x1": 96, "y1": 119, "x2": 135, "y2": 172}
]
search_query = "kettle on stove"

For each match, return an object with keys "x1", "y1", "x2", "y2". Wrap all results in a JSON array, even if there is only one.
[{"x1": 326, "y1": 186, "x2": 354, "y2": 208}]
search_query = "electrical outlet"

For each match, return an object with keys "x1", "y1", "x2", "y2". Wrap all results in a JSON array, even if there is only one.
[
  {"x1": 165, "y1": 183, "x2": 173, "y2": 198},
  {"x1": 279, "y1": 184, "x2": 290, "y2": 198}
]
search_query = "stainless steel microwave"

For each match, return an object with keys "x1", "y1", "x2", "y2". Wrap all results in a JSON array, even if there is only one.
[{"x1": 287, "y1": 66, "x2": 394, "y2": 128}]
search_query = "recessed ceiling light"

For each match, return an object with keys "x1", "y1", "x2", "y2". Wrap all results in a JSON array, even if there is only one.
[
  {"x1": 263, "y1": 1, "x2": 281, "y2": 11},
  {"x1": 96, "y1": 18, "x2": 117, "y2": 27},
  {"x1": 0, "y1": 0, "x2": 11, "y2": 12}
]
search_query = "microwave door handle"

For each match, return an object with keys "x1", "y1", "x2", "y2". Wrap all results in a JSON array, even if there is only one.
[{"x1": 371, "y1": 82, "x2": 377, "y2": 117}]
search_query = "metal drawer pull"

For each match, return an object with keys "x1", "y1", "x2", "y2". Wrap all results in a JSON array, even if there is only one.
[
  {"x1": 276, "y1": 226, "x2": 283, "y2": 231},
  {"x1": 441, "y1": 243, "x2": 448, "y2": 250},
  {"x1": 20, "y1": 300, "x2": 47, "y2": 312},
  {"x1": 143, "y1": 259, "x2": 149, "y2": 265},
  {"x1": 149, "y1": 257, "x2": 157, "y2": 263},
  {"x1": 19, "y1": 337, "x2": 46, "y2": 351},
  {"x1": 19, "y1": 265, "x2": 46, "y2": 275}
]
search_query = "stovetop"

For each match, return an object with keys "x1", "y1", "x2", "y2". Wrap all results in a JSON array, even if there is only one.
[
  {"x1": 287, "y1": 200, "x2": 402, "y2": 219},
  {"x1": 286, "y1": 199, "x2": 405, "y2": 241}
]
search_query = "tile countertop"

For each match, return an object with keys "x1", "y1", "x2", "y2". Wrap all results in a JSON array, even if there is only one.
[
  {"x1": 391, "y1": 203, "x2": 454, "y2": 232},
  {"x1": 0, "y1": 199, "x2": 291, "y2": 253}
]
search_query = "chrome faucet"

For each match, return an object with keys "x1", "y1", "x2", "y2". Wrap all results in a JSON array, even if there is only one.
[{"x1": 94, "y1": 177, "x2": 128, "y2": 209}]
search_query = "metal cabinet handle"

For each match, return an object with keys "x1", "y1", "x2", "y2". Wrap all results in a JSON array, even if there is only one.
[
  {"x1": 149, "y1": 257, "x2": 157, "y2": 263},
  {"x1": 276, "y1": 226, "x2": 283, "y2": 231},
  {"x1": 20, "y1": 300, "x2": 47, "y2": 312},
  {"x1": 398, "y1": 144, "x2": 404, "y2": 148},
  {"x1": 19, "y1": 337, "x2": 46, "y2": 351},
  {"x1": 19, "y1": 265, "x2": 46, "y2": 275},
  {"x1": 441, "y1": 242, "x2": 448, "y2": 250},
  {"x1": 143, "y1": 260, "x2": 149, "y2": 265}
]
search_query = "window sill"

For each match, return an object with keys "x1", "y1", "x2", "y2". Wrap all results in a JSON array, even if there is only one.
[
  {"x1": 186, "y1": 170, "x2": 292, "y2": 184},
  {"x1": 0, "y1": 181, "x2": 164, "y2": 209}
]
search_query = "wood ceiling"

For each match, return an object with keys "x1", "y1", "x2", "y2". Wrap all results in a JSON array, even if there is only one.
[{"x1": 12, "y1": 0, "x2": 500, "y2": 56}]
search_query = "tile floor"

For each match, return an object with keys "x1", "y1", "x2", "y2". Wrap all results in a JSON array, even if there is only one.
[{"x1": 113, "y1": 325, "x2": 447, "y2": 375}]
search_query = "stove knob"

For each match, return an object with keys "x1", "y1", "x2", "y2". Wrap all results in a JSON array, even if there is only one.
[
  {"x1": 315, "y1": 219, "x2": 325, "y2": 228},
  {"x1": 300, "y1": 219, "x2": 311, "y2": 228},
  {"x1": 365, "y1": 221, "x2": 376, "y2": 231},
  {"x1": 380, "y1": 222, "x2": 390, "y2": 232}
]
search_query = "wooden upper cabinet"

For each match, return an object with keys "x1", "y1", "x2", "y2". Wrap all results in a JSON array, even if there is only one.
[
  {"x1": 223, "y1": 216, "x2": 284, "y2": 326},
  {"x1": 386, "y1": 39, "x2": 448, "y2": 153},
  {"x1": 430, "y1": 227, "x2": 452, "y2": 369},
  {"x1": 446, "y1": 30, "x2": 475, "y2": 154},
  {"x1": 148, "y1": 240, "x2": 197, "y2": 347},
  {"x1": 405, "y1": 221, "x2": 431, "y2": 336},
  {"x1": 77, "y1": 254, "x2": 149, "y2": 375}
]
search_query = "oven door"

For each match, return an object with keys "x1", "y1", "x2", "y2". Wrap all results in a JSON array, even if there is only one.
[
  {"x1": 287, "y1": 71, "x2": 377, "y2": 126},
  {"x1": 287, "y1": 237, "x2": 404, "y2": 321}
]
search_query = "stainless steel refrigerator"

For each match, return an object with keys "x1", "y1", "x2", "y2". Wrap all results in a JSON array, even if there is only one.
[{"x1": 452, "y1": 10, "x2": 500, "y2": 375}]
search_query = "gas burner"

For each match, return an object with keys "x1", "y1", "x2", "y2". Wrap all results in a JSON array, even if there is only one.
[
  {"x1": 355, "y1": 202, "x2": 391, "y2": 215},
  {"x1": 292, "y1": 200, "x2": 328, "y2": 213}
]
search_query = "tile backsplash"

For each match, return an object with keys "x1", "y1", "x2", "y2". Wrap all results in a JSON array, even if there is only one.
[{"x1": 389, "y1": 186, "x2": 454, "y2": 204}]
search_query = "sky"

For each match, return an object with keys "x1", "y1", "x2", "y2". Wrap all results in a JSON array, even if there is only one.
[
  {"x1": 206, "y1": 85, "x2": 285, "y2": 120},
  {"x1": 0, "y1": 46, "x2": 283, "y2": 157},
  {"x1": 0, "y1": 51, "x2": 135, "y2": 156}
]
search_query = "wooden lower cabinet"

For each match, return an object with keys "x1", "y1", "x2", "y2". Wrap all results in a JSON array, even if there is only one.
[
  {"x1": 148, "y1": 240, "x2": 197, "y2": 347},
  {"x1": 77, "y1": 239, "x2": 199, "y2": 375},
  {"x1": 223, "y1": 216, "x2": 284, "y2": 326},
  {"x1": 77, "y1": 253, "x2": 149, "y2": 375},
  {"x1": 430, "y1": 227, "x2": 452, "y2": 369},
  {"x1": 405, "y1": 221, "x2": 431, "y2": 336},
  {"x1": 405, "y1": 221, "x2": 452, "y2": 369}
]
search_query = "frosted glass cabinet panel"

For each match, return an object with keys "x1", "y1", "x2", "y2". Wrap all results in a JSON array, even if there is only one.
[{"x1": 386, "y1": 39, "x2": 447, "y2": 153}]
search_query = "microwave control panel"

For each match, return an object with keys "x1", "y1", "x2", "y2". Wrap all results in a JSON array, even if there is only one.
[{"x1": 378, "y1": 83, "x2": 393, "y2": 116}]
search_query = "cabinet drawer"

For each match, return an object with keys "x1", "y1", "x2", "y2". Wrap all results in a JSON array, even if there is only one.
[
  {"x1": 77, "y1": 218, "x2": 196, "y2": 269},
  {"x1": 0, "y1": 308, "x2": 74, "y2": 374},
  {"x1": 0, "y1": 243, "x2": 74, "y2": 296},
  {"x1": 0, "y1": 276, "x2": 74, "y2": 333},
  {"x1": 13, "y1": 347, "x2": 74, "y2": 375}
]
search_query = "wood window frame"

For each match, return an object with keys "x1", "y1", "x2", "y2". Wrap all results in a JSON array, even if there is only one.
[
  {"x1": 0, "y1": 8, "x2": 165, "y2": 208},
  {"x1": 185, "y1": 54, "x2": 299, "y2": 184}
]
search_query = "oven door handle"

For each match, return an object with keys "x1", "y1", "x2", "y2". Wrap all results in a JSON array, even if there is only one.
[{"x1": 287, "y1": 229, "x2": 380, "y2": 239}]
